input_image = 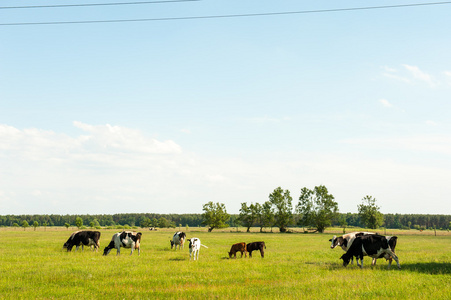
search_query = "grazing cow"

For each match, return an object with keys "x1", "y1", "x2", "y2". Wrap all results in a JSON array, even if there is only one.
[
  {"x1": 340, "y1": 234, "x2": 400, "y2": 269},
  {"x1": 228, "y1": 242, "x2": 247, "y2": 259},
  {"x1": 188, "y1": 238, "x2": 208, "y2": 261},
  {"x1": 170, "y1": 232, "x2": 186, "y2": 250},
  {"x1": 103, "y1": 231, "x2": 142, "y2": 256},
  {"x1": 330, "y1": 232, "x2": 375, "y2": 264},
  {"x1": 246, "y1": 241, "x2": 266, "y2": 258},
  {"x1": 330, "y1": 232, "x2": 397, "y2": 266},
  {"x1": 63, "y1": 231, "x2": 101, "y2": 252}
]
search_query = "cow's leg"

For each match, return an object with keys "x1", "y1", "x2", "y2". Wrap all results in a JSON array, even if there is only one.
[
  {"x1": 116, "y1": 247, "x2": 121, "y2": 256},
  {"x1": 385, "y1": 250, "x2": 400, "y2": 269},
  {"x1": 372, "y1": 258, "x2": 377, "y2": 266},
  {"x1": 260, "y1": 248, "x2": 264, "y2": 258},
  {"x1": 249, "y1": 251, "x2": 252, "y2": 258}
]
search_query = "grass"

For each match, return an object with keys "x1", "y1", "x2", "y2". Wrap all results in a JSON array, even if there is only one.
[{"x1": 0, "y1": 228, "x2": 450, "y2": 299}]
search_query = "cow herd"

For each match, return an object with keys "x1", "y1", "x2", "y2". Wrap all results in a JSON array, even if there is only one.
[{"x1": 63, "y1": 230, "x2": 400, "y2": 269}]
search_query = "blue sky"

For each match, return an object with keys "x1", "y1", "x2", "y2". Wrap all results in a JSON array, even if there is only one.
[{"x1": 1, "y1": 0, "x2": 451, "y2": 215}]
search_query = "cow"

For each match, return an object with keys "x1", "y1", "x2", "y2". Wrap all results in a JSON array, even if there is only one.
[
  {"x1": 228, "y1": 242, "x2": 247, "y2": 259},
  {"x1": 330, "y1": 232, "x2": 375, "y2": 264},
  {"x1": 372, "y1": 235, "x2": 398, "y2": 266},
  {"x1": 170, "y1": 232, "x2": 186, "y2": 250},
  {"x1": 330, "y1": 232, "x2": 397, "y2": 266},
  {"x1": 188, "y1": 238, "x2": 208, "y2": 261},
  {"x1": 246, "y1": 241, "x2": 266, "y2": 258},
  {"x1": 340, "y1": 234, "x2": 401, "y2": 269},
  {"x1": 63, "y1": 231, "x2": 101, "y2": 252},
  {"x1": 103, "y1": 231, "x2": 142, "y2": 256}
]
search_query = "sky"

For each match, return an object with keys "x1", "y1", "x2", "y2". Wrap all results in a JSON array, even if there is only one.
[{"x1": 1, "y1": 0, "x2": 451, "y2": 215}]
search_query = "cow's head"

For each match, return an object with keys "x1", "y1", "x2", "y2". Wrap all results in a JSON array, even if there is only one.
[
  {"x1": 329, "y1": 236, "x2": 339, "y2": 248},
  {"x1": 340, "y1": 254, "x2": 351, "y2": 267}
]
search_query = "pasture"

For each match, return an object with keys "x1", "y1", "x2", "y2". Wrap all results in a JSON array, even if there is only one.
[{"x1": 1, "y1": 228, "x2": 450, "y2": 299}]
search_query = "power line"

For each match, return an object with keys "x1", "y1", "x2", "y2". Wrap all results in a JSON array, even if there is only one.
[
  {"x1": 1, "y1": 1, "x2": 450, "y2": 26},
  {"x1": 0, "y1": 0, "x2": 200, "y2": 10}
]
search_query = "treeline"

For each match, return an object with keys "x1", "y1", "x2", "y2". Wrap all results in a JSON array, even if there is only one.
[
  {"x1": 1, "y1": 212, "x2": 450, "y2": 230},
  {"x1": 0, "y1": 214, "x2": 204, "y2": 229},
  {"x1": 339, "y1": 213, "x2": 450, "y2": 230}
]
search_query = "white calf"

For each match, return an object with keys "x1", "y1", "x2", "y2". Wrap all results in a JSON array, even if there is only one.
[{"x1": 188, "y1": 238, "x2": 208, "y2": 261}]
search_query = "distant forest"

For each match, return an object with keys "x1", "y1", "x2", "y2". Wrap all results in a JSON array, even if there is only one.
[{"x1": 1, "y1": 213, "x2": 450, "y2": 230}]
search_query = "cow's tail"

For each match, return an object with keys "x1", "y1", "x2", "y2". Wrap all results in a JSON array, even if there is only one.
[{"x1": 201, "y1": 244, "x2": 208, "y2": 248}]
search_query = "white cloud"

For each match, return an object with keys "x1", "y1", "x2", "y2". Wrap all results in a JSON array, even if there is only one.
[
  {"x1": 379, "y1": 99, "x2": 393, "y2": 108},
  {"x1": 1, "y1": 123, "x2": 451, "y2": 215},
  {"x1": 73, "y1": 121, "x2": 181, "y2": 154},
  {"x1": 382, "y1": 64, "x2": 441, "y2": 87},
  {"x1": 425, "y1": 120, "x2": 438, "y2": 126},
  {"x1": 402, "y1": 64, "x2": 436, "y2": 87}
]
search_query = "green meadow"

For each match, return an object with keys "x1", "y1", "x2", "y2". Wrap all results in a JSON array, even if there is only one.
[{"x1": 1, "y1": 228, "x2": 450, "y2": 299}]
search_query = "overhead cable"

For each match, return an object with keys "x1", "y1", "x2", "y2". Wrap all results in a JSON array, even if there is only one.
[
  {"x1": 1, "y1": 1, "x2": 451, "y2": 26},
  {"x1": 0, "y1": 0, "x2": 200, "y2": 10}
]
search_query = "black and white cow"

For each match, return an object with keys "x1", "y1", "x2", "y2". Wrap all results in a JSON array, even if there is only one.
[
  {"x1": 170, "y1": 232, "x2": 186, "y2": 250},
  {"x1": 188, "y1": 237, "x2": 208, "y2": 261},
  {"x1": 329, "y1": 232, "x2": 375, "y2": 264},
  {"x1": 330, "y1": 232, "x2": 397, "y2": 266},
  {"x1": 340, "y1": 234, "x2": 401, "y2": 269},
  {"x1": 63, "y1": 230, "x2": 101, "y2": 252},
  {"x1": 103, "y1": 231, "x2": 142, "y2": 256}
]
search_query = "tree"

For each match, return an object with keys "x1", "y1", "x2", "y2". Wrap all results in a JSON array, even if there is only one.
[
  {"x1": 64, "y1": 223, "x2": 70, "y2": 230},
  {"x1": 22, "y1": 220, "x2": 29, "y2": 231},
  {"x1": 296, "y1": 185, "x2": 339, "y2": 233},
  {"x1": 158, "y1": 217, "x2": 168, "y2": 228},
  {"x1": 75, "y1": 217, "x2": 83, "y2": 229},
  {"x1": 358, "y1": 195, "x2": 384, "y2": 229},
  {"x1": 33, "y1": 221, "x2": 39, "y2": 231},
  {"x1": 268, "y1": 187, "x2": 293, "y2": 233},
  {"x1": 238, "y1": 202, "x2": 260, "y2": 232},
  {"x1": 201, "y1": 202, "x2": 230, "y2": 232},
  {"x1": 259, "y1": 201, "x2": 275, "y2": 232}
]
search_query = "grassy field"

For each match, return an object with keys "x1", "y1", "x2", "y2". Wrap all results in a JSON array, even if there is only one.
[{"x1": 1, "y1": 228, "x2": 450, "y2": 299}]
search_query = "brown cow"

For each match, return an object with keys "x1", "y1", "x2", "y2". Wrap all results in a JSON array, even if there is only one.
[{"x1": 228, "y1": 242, "x2": 247, "y2": 259}]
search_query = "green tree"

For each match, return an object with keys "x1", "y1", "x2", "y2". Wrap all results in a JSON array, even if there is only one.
[
  {"x1": 201, "y1": 201, "x2": 230, "y2": 232},
  {"x1": 260, "y1": 201, "x2": 275, "y2": 232},
  {"x1": 268, "y1": 187, "x2": 293, "y2": 233},
  {"x1": 297, "y1": 185, "x2": 339, "y2": 233},
  {"x1": 75, "y1": 217, "x2": 83, "y2": 229},
  {"x1": 22, "y1": 220, "x2": 29, "y2": 231},
  {"x1": 140, "y1": 217, "x2": 151, "y2": 228},
  {"x1": 33, "y1": 221, "x2": 39, "y2": 231},
  {"x1": 158, "y1": 217, "x2": 168, "y2": 228},
  {"x1": 64, "y1": 223, "x2": 70, "y2": 230},
  {"x1": 357, "y1": 195, "x2": 384, "y2": 229},
  {"x1": 238, "y1": 202, "x2": 259, "y2": 232}
]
